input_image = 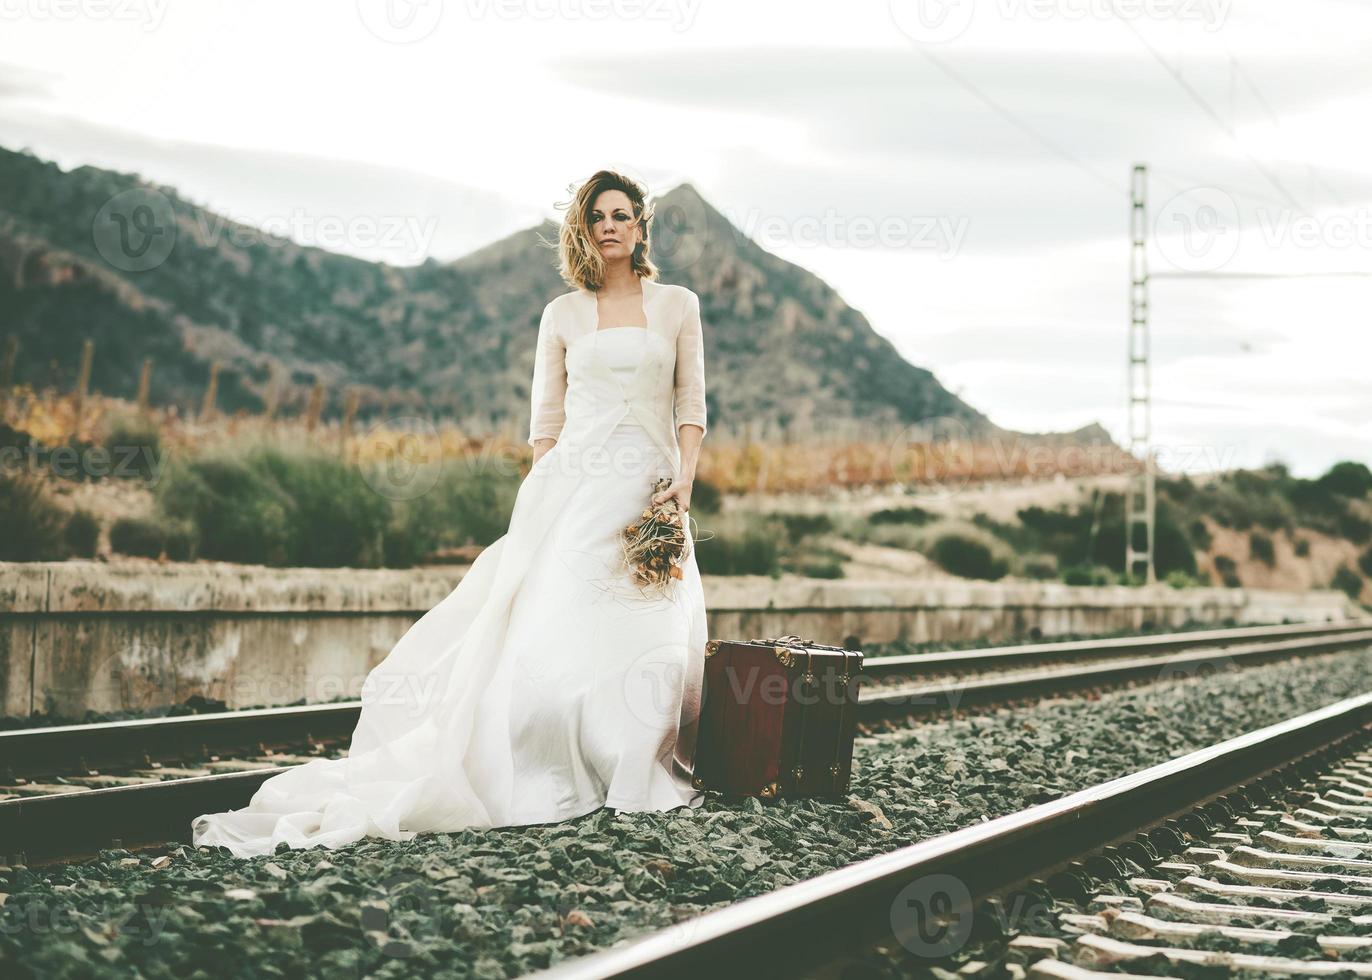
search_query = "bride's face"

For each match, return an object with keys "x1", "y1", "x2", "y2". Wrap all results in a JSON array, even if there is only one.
[{"x1": 589, "y1": 189, "x2": 641, "y2": 263}]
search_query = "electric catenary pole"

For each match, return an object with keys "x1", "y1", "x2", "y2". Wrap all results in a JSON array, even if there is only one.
[{"x1": 1126, "y1": 164, "x2": 1156, "y2": 585}]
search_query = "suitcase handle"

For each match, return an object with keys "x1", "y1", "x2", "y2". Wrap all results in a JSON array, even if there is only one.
[{"x1": 748, "y1": 633, "x2": 848, "y2": 652}]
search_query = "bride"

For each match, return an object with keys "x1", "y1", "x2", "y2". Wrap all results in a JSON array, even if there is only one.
[{"x1": 192, "y1": 170, "x2": 710, "y2": 858}]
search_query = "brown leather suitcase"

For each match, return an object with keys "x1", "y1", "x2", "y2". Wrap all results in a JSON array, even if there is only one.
[{"x1": 691, "y1": 634, "x2": 864, "y2": 801}]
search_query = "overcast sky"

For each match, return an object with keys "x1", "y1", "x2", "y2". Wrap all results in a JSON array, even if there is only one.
[{"x1": 1, "y1": 0, "x2": 1369, "y2": 477}]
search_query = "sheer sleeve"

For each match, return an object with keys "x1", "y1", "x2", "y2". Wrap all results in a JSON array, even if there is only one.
[
  {"x1": 673, "y1": 288, "x2": 708, "y2": 437},
  {"x1": 528, "y1": 302, "x2": 567, "y2": 446}
]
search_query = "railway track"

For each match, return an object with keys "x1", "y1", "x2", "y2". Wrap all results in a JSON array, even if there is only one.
[
  {"x1": 2, "y1": 620, "x2": 1370, "y2": 865},
  {"x1": 535, "y1": 691, "x2": 1372, "y2": 979}
]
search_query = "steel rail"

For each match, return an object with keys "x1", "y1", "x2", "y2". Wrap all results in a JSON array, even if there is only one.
[
  {"x1": 865, "y1": 627, "x2": 1372, "y2": 718},
  {"x1": 860, "y1": 618, "x2": 1372, "y2": 678},
  {"x1": 9, "y1": 621, "x2": 1367, "y2": 780},
  {"x1": 2, "y1": 623, "x2": 1370, "y2": 865},
  {"x1": 532, "y1": 693, "x2": 1372, "y2": 979}
]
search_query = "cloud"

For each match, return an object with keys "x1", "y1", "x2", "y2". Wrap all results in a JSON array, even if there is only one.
[{"x1": 0, "y1": 61, "x2": 56, "y2": 100}]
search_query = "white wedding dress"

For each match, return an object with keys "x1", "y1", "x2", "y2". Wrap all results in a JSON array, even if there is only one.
[{"x1": 192, "y1": 324, "x2": 707, "y2": 858}]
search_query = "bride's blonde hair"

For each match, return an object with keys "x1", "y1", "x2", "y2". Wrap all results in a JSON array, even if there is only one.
[{"x1": 551, "y1": 169, "x2": 657, "y2": 292}]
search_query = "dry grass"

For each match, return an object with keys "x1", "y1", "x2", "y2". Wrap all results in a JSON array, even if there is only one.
[{"x1": 3, "y1": 386, "x2": 1134, "y2": 496}]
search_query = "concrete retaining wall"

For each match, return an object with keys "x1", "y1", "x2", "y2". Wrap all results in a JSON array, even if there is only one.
[{"x1": 1, "y1": 560, "x2": 1360, "y2": 718}]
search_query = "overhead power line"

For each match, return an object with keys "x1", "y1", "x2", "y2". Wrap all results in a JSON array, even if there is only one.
[
  {"x1": 1107, "y1": 4, "x2": 1308, "y2": 213},
  {"x1": 912, "y1": 46, "x2": 1128, "y2": 200}
]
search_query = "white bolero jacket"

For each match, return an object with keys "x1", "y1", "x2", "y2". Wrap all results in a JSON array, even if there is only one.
[{"x1": 528, "y1": 278, "x2": 708, "y2": 472}]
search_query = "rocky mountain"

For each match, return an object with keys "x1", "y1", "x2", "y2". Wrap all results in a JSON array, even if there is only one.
[{"x1": 0, "y1": 146, "x2": 1106, "y2": 445}]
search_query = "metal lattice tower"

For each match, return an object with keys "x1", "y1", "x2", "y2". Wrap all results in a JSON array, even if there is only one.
[{"x1": 1125, "y1": 163, "x2": 1156, "y2": 585}]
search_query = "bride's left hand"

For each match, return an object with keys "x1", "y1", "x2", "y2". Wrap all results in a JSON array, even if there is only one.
[{"x1": 651, "y1": 479, "x2": 693, "y2": 513}]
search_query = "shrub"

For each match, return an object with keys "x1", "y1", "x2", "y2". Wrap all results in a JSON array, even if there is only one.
[
  {"x1": 158, "y1": 440, "x2": 392, "y2": 567},
  {"x1": 1359, "y1": 547, "x2": 1372, "y2": 578},
  {"x1": 1249, "y1": 532, "x2": 1275, "y2": 566},
  {"x1": 101, "y1": 411, "x2": 163, "y2": 482},
  {"x1": 1332, "y1": 565, "x2": 1364, "y2": 600},
  {"x1": 164, "y1": 519, "x2": 197, "y2": 560},
  {"x1": 1338, "y1": 511, "x2": 1372, "y2": 546},
  {"x1": 410, "y1": 458, "x2": 519, "y2": 548},
  {"x1": 0, "y1": 472, "x2": 69, "y2": 560},
  {"x1": 776, "y1": 512, "x2": 833, "y2": 542},
  {"x1": 1153, "y1": 505, "x2": 1199, "y2": 577},
  {"x1": 689, "y1": 478, "x2": 722, "y2": 514},
  {"x1": 868, "y1": 506, "x2": 933, "y2": 526},
  {"x1": 1166, "y1": 569, "x2": 1202, "y2": 589},
  {"x1": 1019, "y1": 553, "x2": 1058, "y2": 580},
  {"x1": 108, "y1": 513, "x2": 206, "y2": 561},
  {"x1": 1062, "y1": 564, "x2": 1114, "y2": 586},
  {"x1": 1294, "y1": 537, "x2": 1311, "y2": 557},
  {"x1": 64, "y1": 509, "x2": 99, "y2": 557},
  {"x1": 1189, "y1": 518, "x2": 1212, "y2": 550},
  {"x1": 1161, "y1": 473, "x2": 1196, "y2": 505},
  {"x1": 796, "y1": 559, "x2": 844, "y2": 579},
  {"x1": 1317, "y1": 461, "x2": 1372, "y2": 498},
  {"x1": 1213, "y1": 554, "x2": 1241, "y2": 588},
  {"x1": 110, "y1": 516, "x2": 165, "y2": 558},
  {"x1": 927, "y1": 531, "x2": 1009, "y2": 581},
  {"x1": 156, "y1": 452, "x2": 295, "y2": 565},
  {"x1": 383, "y1": 494, "x2": 442, "y2": 568},
  {"x1": 692, "y1": 513, "x2": 780, "y2": 576},
  {"x1": 1018, "y1": 504, "x2": 1092, "y2": 566}
]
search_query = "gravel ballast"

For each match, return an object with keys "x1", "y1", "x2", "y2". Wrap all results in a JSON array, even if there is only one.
[{"x1": 2, "y1": 646, "x2": 1370, "y2": 979}]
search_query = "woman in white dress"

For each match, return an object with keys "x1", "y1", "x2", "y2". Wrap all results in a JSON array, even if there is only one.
[{"x1": 191, "y1": 170, "x2": 710, "y2": 858}]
